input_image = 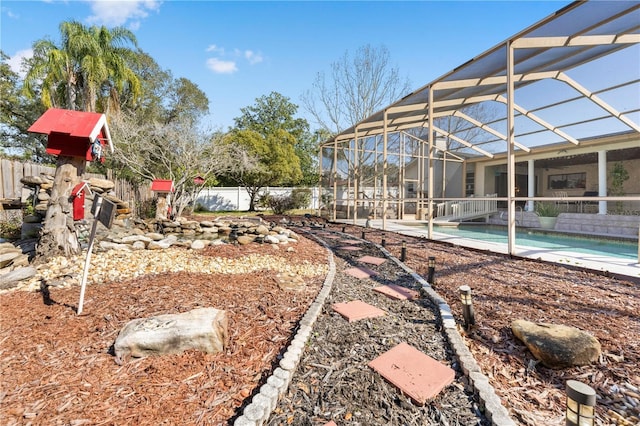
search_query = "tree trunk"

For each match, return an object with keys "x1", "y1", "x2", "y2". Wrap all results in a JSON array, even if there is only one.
[{"x1": 36, "y1": 156, "x2": 86, "y2": 260}]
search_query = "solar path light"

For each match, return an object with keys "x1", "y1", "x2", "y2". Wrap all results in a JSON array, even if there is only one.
[
  {"x1": 427, "y1": 256, "x2": 436, "y2": 284},
  {"x1": 400, "y1": 240, "x2": 407, "y2": 262},
  {"x1": 459, "y1": 285, "x2": 475, "y2": 330},
  {"x1": 566, "y1": 380, "x2": 596, "y2": 426},
  {"x1": 381, "y1": 233, "x2": 386, "y2": 247}
]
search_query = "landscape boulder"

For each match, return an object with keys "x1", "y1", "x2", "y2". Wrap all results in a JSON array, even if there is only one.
[
  {"x1": 114, "y1": 307, "x2": 228, "y2": 363},
  {"x1": 511, "y1": 319, "x2": 601, "y2": 369}
]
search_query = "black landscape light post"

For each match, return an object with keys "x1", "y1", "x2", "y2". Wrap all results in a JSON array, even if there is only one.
[
  {"x1": 459, "y1": 285, "x2": 475, "y2": 330},
  {"x1": 342, "y1": 226, "x2": 346, "y2": 233},
  {"x1": 427, "y1": 256, "x2": 436, "y2": 284},
  {"x1": 361, "y1": 230, "x2": 366, "y2": 239},
  {"x1": 400, "y1": 240, "x2": 407, "y2": 262},
  {"x1": 566, "y1": 380, "x2": 596, "y2": 426},
  {"x1": 381, "y1": 233, "x2": 386, "y2": 247}
]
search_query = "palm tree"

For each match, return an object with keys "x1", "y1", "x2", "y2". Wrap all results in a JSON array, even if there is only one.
[
  {"x1": 23, "y1": 20, "x2": 141, "y2": 113},
  {"x1": 23, "y1": 21, "x2": 141, "y2": 259}
]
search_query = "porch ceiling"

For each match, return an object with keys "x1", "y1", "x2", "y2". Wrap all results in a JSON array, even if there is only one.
[{"x1": 323, "y1": 1, "x2": 640, "y2": 158}]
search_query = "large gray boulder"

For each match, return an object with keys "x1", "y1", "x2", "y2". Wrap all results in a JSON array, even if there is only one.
[
  {"x1": 511, "y1": 319, "x2": 601, "y2": 369},
  {"x1": 114, "y1": 307, "x2": 228, "y2": 363}
]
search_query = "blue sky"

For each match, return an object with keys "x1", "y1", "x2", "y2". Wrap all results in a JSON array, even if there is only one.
[{"x1": 1, "y1": 1, "x2": 566, "y2": 131}]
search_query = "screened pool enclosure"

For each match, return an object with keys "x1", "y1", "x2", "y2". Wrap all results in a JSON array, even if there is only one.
[{"x1": 319, "y1": 1, "x2": 640, "y2": 255}]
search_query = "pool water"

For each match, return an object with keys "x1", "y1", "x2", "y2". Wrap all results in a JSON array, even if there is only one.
[{"x1": 431, "y1": 225, "x2": 637, "y2": 260}]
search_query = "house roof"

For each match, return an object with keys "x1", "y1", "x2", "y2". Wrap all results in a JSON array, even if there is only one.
[
  {"x1": 323, "y1": 1, "x2": 639, "y2": 159},
  {"x1": 28, "y1": 108, "x2": 114, "y2": 154}
]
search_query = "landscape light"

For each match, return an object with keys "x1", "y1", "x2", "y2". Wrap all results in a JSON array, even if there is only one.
[
  {"x1": 459, "y1": 285, "x2": 475, "y2": 330},
  {"x1": 427, "y1": 256, "x2": 436, "y2": 285},
  {"x1": 566, "y1": 380, "x2": 596, "y2": 426},
  {"x1": 342, "y1": 226, "x2": 346, "y2": 233},
  {"x1": 361, "y1": 230, "x2": 366, "y2": 239},
  {"x1": 381, "y1": 233, "x2": 386, "y2": 247},
  {"x1": 401, "y1": 240, "x2": 407, "y2": 262}
]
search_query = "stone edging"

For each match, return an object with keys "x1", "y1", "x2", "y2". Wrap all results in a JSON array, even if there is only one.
[
  {"x1": 374, "y1": 242, "x2": 517, "y2": 426},
  {"x1": 233, "y1": 231, "x2": 336, "y2": 426}
]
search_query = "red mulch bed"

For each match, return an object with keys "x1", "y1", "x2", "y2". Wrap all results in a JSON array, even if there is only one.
[{"x1": 0, "y1": 238, "x2": 327, "y2": 425}]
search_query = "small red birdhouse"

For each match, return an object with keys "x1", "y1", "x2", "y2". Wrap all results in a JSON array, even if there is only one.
[
  {"x1": 71, "y1": 181, "x2": 92, "y2": 221},
  {"x1": 28, "y1": 108, "x2": 114, "y2": 162},
  {"x1": 150, "y1": 179, "x2": 175, "y2": 193}
]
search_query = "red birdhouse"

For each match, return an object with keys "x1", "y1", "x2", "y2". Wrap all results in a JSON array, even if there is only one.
[
  {"x1": 71, "y1": 181, "x2": 92, "y2": 221},
  {"x1": 150, "y1": 179, "x2": 175, "y2": 193},
  {"x1": 28, "y1": 108, "x2": 114, "y2": 162}
]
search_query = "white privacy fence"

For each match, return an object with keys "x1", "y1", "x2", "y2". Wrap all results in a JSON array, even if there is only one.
[{"x1": 196, "y1": 187, "x2": 320, "y2": 212}]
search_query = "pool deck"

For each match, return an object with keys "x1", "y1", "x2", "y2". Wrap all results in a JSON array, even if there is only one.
[{"x1": 335, "y1": 219, "x2": 640, "y2": 280}]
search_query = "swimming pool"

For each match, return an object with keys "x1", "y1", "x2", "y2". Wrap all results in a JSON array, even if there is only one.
[{"x1": 428, "y1": 225, "x2": 637, "y2": 260}]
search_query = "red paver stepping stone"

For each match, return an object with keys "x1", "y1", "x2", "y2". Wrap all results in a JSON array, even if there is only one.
[
  {"x1": 332, "y1": 300, "x2": 386, "y2": 322},
  {"x1": 373, "y1": 284, "x2": 420, "y2": 300},
  {"x1": 323, "y1": 235, "x2": 341, "y2": 239},
  {"x1": 337, "y1": 246, "x2": 362, "y2": 251},
  {"x1": 340, "y1": 239, "x2": 362, "y2": 244},
  {"x1": 324, "y1": 422, "x2": 337, "y2": 426},
  {"x1": 368, "y1": 342, "x2": 455, "y2": 405},
  {"x1": 344, "y1": 266, "x2": 377, "y2": 279},
  {"x1": 357, "y1": 255, "x2": 387, "y2": 266}
]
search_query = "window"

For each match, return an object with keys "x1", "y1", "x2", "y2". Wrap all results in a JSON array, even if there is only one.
[{"x1": 548, "y1": 173, "x2": 586, "y2": 190}]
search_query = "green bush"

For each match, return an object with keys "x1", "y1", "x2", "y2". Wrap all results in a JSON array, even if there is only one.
[
  {"x1": 261, "y1": 188, "x2": 312, "y2": 215},
  {"x1": 0, "y1": 216, "x2": 22, "y2": 241}
]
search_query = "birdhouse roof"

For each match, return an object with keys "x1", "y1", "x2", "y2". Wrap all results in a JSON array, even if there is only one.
[
  {"x1": 28, "y1": 108, "x2": 114, "y2": 154},
  {"x1": 151, "y1": 179, "x2": 175, "y2": 193},
  {"x1": 71, "y1": 181, "x2": 92, "y2": 196}
]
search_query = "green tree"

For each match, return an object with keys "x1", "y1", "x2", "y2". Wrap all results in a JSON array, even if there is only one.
[
  {"x1": 0, "y1": 51, "x2": 48, "y2": 161},
  {"x1": 222, "y1": 128, "x2": 302, "y2": 211},
  {"x1": 233, "y1": 91, "x2": 314, "y2": 186},
  {"x1": 23, "y1": 20, "x2": 141, "y2": 113}
]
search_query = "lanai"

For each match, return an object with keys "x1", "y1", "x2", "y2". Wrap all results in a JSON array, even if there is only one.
[{"x1": 319, "y1": 0, "x2": 640, "y2": 256}]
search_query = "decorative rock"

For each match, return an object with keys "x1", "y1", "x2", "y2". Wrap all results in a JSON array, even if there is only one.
[
  {"x1": 23, "y1": 214, "x2": 42, "y2": 223},
  {"x1": 99, "y1": 241, "x2": 132, "y2": 251},
  {"x1": 113, "y1": 307, "x2": 228, "y2": 362},
  {"x1": 0, "y1": 252, "x2": 22, "y2": 268},
  {"x1": 511, "y1": 319, "x2": 601, "y2": 368},
  {"x1": 256, "y1": 225, "x2": 270, "y2": 235},
  {"x1": 190, "y1": 240, "x2": 208, "y2": 250},
  {"x1": 88, "y1": 177, "x2": 115, "y2": 190},
  {"x1": 0, "y1": 267, "x2": 37, "y2": 290},
  {"x1": 200, "y1": 221, "x2": 216, "y2": 228},
  {"x1": 146, "y1": 232, "x2": 165, "y2": 241},
  {"x1": 264, "y1": 235, "x2": 280, "y2": 244},
  {"x1": 237, "y1": 235, "x2": 254, "y2": 245},
  {"x1": 131, "y1": 241, "x2": 146, "y2": 250},
  {"x1": 121, "y1": 235, "x2": 152, "y2": 244}
]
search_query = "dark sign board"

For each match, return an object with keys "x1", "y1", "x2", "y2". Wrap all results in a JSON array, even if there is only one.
[{"x1": 98, "y1": 198, "x2": 117, "y2": 229}]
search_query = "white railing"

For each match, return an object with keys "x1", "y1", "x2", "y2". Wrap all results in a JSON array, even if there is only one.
[{"x1": 436, "y1": 194, "x2": 498, "y2": 221}]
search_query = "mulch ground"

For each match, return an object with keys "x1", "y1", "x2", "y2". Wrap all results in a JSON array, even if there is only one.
[
  {"x1": 331, "y1": 222, "x2": 640, "y2": 426},
  {"x1": 1, "y1": 216, "x2": 639, "y2": 426}
]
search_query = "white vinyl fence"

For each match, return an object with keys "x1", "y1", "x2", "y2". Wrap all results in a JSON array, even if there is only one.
[{"x1": 196, "y1": 187, "x2": 320, "y2": 212}]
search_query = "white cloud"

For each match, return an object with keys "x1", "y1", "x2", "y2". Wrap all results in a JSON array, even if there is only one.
[
  {"x1": 86, "y1": 0, "x2": 161, "y2": 28},
  {"x1": 8, "y1": 49, "x2": 33, "y2": 78},
  {"x1": 206, "y1": 58, "x2": 237, "y2": 74},
  {"x1": 206, "y1": 44, "x2": 224, "y2": 54},
  {"x1": 244, "y1": 50, "x2": 263, "y2": 65}
]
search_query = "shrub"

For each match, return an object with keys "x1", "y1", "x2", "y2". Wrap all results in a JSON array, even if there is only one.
[{"x1": 260, "y1": 188, "x2": 312, "y2": 215}]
